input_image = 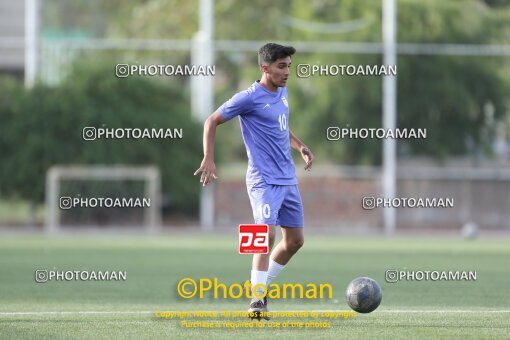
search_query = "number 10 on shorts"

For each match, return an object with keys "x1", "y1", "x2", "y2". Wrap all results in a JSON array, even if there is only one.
[{"x1": 238, "y1": 224, "x2": 269, "y2": 254}]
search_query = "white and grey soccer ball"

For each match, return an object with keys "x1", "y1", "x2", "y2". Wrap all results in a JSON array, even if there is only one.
[
  {"x1": 462, "y1": 222, "x2": 479, "y2": 239},
  {"x1": 346, "y1": 277, "x2": 382, "y2": 313}
]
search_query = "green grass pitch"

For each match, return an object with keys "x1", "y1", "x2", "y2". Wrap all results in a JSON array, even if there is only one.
[{"x1": 0, "y1": 234, "x2": 509, "y2": 339}]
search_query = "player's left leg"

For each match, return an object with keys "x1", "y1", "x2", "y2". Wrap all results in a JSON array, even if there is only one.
[
  {"x1": 270, "y1": 226, "x2": 304, "y2": 267},
  {"x1": 262, "y1": 227, "x2": 303, "y2": 316}
]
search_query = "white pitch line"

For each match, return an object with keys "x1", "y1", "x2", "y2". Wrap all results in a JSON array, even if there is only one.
[
  {"x1": 1, "y1": 310, "x2": 510, "y2": 316},
  {"x1": 378, "y1": 310, "x2": 510, "y2": 313},
  {"x1": 0, "y1": 311, "x2": 152, "y2": 316},
  {"x1": 316, "y1": 310, "x2": 510, "y2": 313}
]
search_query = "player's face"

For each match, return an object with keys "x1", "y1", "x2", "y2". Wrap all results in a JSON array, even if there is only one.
[{"x1": 265, "y1": 56, "x2": 291, "y2": 87}]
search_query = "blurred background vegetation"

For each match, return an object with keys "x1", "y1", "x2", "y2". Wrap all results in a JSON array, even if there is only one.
[{"x1": 1, "y1": 0, "x2": 509, "y2": 222}]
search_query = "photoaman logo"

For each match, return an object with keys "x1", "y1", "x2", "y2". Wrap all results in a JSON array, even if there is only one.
[
  {"x1": 176, "y1": 278, "x2": 333, "y2": 300},
  {"x1": 238, "y1": 224, "x2": 269, "y2": 254}
]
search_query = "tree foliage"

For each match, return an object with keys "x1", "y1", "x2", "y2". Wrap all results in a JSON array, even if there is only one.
[
  {"x1": 0, "y1": 63, "x2": 202, "y2": 212},
  {"x1": 31, "y1": 0, "x2": 510, "y2": 165}
]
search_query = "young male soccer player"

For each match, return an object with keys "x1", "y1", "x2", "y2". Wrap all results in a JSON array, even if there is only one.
[{"x1": 194, "y1": 43, "x2": 314, "y2": 319}]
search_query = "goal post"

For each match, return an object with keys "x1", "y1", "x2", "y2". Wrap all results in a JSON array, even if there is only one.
[{"x1": 45, "y1": 165, "x2": 162, "y2": 234}]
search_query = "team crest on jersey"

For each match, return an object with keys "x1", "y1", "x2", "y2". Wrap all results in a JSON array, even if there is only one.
[{"x1": 281, "y1": 96, "x2": 289, "y2": 107}]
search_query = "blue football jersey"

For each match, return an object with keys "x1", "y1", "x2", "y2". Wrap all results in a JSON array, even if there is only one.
[{"x1": 218, "y1": 81, "x2": 297, "y2": 185}]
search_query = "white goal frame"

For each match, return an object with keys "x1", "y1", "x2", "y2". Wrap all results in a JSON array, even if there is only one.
[{"x1": 45, "y1": 165, "x2": 162, "y2": 234}]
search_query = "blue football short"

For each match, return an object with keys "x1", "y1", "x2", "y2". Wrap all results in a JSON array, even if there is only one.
[{"x1": 246, "y1": 181, "x2": 304, "y2": 228}]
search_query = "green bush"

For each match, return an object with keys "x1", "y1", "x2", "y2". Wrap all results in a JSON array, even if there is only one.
[{"x1": 0, "y1": 61, "x2": 202, "y2": 215}]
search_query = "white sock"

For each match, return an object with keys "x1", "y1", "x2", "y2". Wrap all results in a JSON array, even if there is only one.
[
  {"x1": 250, "y1": 270, "x2": 268, "y2": 301},
  {"x1": 266, "y1": 258, "x2": 286, "y2": 286}
]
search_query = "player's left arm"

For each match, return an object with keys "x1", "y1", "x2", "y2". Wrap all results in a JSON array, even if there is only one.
[{"x1": 289, "y1": 130, "x2": 314, "y2": 171}]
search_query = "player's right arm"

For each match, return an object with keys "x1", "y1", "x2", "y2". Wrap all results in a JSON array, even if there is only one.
[
  {"x1": 195, "y1": 89, "x2": 252, "y2": 186},
  {"x1": 194, "y1": 111, "x2": 227, "y2": 186}
]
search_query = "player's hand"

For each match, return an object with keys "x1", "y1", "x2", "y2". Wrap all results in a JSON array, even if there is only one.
[
  {"x1": 300, "y1": 146, "x2": 314, "y2": 171},
  {"x1": 194, "y1": 158, "x2": 218, "y2": 187}
]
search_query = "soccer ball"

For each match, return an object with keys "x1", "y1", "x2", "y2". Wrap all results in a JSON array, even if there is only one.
[
  {"x1": 462, "y1": 222, "x2": 479, "y2": 239},
  {"x1": 345, "y1": 277, "x2": 382, "y2": 313}
]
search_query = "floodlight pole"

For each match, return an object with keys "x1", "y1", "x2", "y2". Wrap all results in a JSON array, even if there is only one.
[
  {"x1": 25, "y1": 0, "x2": 39, "y2": 88},
  {"x1": 24, "y1": 0, "x2": 39, "y2": 228},
  {"x1": 192, "y1": 0, "x2": 215, "y2": 231},
  {"x1": 382, "y1": 0, "x2": 397, "y2": 234}
]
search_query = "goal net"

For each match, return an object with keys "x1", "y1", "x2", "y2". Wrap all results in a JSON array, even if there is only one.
[{"x1": 45, "y1": 165, "x2": 162, "y2": 233}]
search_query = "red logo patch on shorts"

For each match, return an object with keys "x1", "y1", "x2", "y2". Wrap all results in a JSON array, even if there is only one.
[{"x1": 238, "y1": 224, "x2": 269, "y2": 254}]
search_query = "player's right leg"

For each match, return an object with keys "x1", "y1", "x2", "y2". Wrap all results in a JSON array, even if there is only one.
[
  {"x1": 246, "y1": 182, "x2": 284, "y2": 320},
  {"x1": 248, "y1": 225, "x2": 275, "y2": 320},
  {"x1": 251, "y1": 225, "x2": 276, "y2": 272}
]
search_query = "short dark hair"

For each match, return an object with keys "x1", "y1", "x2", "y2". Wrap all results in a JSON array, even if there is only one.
[{"x1": 258, "y1": 43, "x2": 296, "y2": 67}]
